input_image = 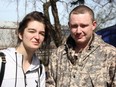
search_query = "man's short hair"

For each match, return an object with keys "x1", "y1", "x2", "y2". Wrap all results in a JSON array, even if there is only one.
[{"x1": 69, "y1": 5, "x2": 95, "y2": 21}]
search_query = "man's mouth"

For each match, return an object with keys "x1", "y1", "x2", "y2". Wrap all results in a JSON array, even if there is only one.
[{"x1": 75, "y1": 34, "x2": 83, "y2": 39}]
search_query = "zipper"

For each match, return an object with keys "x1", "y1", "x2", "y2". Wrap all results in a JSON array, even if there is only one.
[{"x1": 24, "y1": 73, "x2": 27, "y2": 87}]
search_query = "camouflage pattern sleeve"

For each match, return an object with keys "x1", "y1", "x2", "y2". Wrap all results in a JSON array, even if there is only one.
[
  {"x1": 45, "y1": 69, "x2": 55, "y2": 87},
  {"x1": 45, "y1": 50, "x2": 57, "y2": 87},
  {"x1": 106, "y1": 48, "x2": 116, "y2": 87}
]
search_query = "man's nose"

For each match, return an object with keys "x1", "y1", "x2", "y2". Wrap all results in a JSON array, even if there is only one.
[{"x1": 76, "y1": 26, "x2": 82, "y2": 33}]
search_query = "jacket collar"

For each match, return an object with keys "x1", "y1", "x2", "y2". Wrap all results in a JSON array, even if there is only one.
[
  {"x1": 16, "y1": 52, "x2": 40, "y2": 72},
  {"x1": 64, "y1": 33, "x2": 100, "y2": 65}
]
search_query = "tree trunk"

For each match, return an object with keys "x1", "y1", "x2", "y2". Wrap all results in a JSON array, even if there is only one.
[{"x1": 43, "y1": 0, "x2": 64, "y2": 47}]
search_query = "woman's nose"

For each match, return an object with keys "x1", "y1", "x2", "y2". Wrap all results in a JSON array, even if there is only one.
[{"x1": 34, "y1": 33, "x2": 40, "y2": 39}]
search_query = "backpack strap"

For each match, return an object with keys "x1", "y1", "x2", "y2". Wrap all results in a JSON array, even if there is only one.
[
  {"x1": 39, "y1": 60, "x2": 42, "y2": 76},
  {"x1": 0, "y1": 52, "x2": 6, "y2": 86}
]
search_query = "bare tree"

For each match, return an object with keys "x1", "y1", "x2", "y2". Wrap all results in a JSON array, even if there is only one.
[
  {"x1": 2, "y1": 0, "x2": 116, "y2": 65},
  {"x1": 71, "y1": 0, "x2": 85, "y2": 6},
  {"x1": 42, "y1": 0, "x2": 86, "y2": 47},
  {"x1": 92, "y1": 0, "x2": 116, "y2": 30},
  {"x1": 3, "y1": 0, "x2": 116, "y2": 46},
  {"x1": 43, "y1": 0, "x2": 64, "y2": 47}
]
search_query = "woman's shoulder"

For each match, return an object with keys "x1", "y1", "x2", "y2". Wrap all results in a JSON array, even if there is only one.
[{"x1": 0, "y1": 47, "x2": 16, "y2": 53}]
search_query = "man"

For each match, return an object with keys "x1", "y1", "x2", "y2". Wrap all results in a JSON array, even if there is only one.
[{"x1": 46, "y1": 5, "x2": 116, "y2": 87}]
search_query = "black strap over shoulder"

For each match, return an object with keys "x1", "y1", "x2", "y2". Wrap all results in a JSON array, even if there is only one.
[
  {"x1": 39, "y1": 60, "x2": 42, "y2": 76},
  {"x1": 0, "y1": 52, "x2": 6, "y2": 86}
]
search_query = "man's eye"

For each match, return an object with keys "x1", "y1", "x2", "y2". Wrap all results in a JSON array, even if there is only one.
[
  {"x1": 71, "y1": 25, "x2": 78, "y2": 28},
  {"x1": 81, "y1": 25, "x2": 88, "y2": 28}
]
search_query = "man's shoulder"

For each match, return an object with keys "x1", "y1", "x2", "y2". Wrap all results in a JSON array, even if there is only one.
[
  {"x1": 94, "y1": 34, "x2": 116, "y2": 51},
  {"x1": 57, "y1": 45, "x2": 66, "y2": 51},
  {"x1": 52, "y1": 45, "x2": 66, "y2": 53},
  {"x1": 50, "y1": 45, "x2": 66, "y2": 58},
  {"x1": 102, "y1": 44, "x2": 116, "y2": 55},
  {"x1": 97, "y1": 40, "x2": 116, "y2": 57}
]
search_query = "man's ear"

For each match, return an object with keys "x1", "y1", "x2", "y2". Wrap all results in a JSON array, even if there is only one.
[{"x1": 92, "y1": 21, "x2": 97, "y2": 31}]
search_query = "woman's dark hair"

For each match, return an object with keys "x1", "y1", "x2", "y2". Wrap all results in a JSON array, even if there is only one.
[{"x1": 17, "y1": 11, "x2": 50, "y2": 45}]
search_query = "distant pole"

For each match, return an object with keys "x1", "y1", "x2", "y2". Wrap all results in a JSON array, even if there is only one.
[
  {"x1": 34, "y1": 0, "x2": 36, "y2": 11},
  {"x1": 16, "y1": 0, "x2": 19, "y2": 25},
  {"x1": 25, "y1": 0, "x2": 27, "y2": 15}
]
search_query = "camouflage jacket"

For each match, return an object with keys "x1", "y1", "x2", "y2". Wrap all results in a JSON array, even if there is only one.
[{"x1": 46, "y1": 33, "x2": 116, "y2": 87}]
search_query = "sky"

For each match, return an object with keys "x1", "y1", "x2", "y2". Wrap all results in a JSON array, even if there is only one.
[
  {"x1": 0, "y1": 0, "x2": 34, "y2": 22},
  {"x1": 0, "y1": 0, "x2": 116, "y2": 28},
  {"x1": 0, "y1": 0, "x2": 94, "y2": 25},
  {"x1": 0, "y1": 0, "x2": 70, "y2": 25},
  {"x1": 0, "y1": 0, "x2": 19, "y2": 22}
]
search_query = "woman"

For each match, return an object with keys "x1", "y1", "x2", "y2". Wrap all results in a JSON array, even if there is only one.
[{"x1": 0, "y1": 11, "x2": 50, "y2": 87}]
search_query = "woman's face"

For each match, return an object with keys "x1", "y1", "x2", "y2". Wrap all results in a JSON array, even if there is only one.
[{"x1": 19, "y1": 20, "x2": 45, "y2": 51}]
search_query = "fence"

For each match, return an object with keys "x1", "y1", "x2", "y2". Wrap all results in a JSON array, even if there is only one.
[{"x1": 0, "y1": 28, "x2": 17, "y2": 49}]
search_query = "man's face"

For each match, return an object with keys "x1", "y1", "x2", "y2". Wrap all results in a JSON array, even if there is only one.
[{"x1": 69, "y1": 13, "x2": 96, "y2": 46}]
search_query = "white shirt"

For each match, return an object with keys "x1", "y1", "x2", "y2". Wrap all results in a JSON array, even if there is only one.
[{"x1": 0, "y1": 48, "x2": 45, "y2": 87}]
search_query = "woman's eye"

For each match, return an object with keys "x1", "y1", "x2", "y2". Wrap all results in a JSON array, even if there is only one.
[
  {"x1": 28, "y1": 28, "x2": 36, "y2": 33},
  {"x1": 40, "y1": 32, "x2": 45, "y2": 36}
]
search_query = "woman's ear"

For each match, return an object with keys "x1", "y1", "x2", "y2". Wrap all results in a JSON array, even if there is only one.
[
  {"x1": 68, "y1": 22, "x2": 71, "y2": 29},
  {"x1": 68, "y1": 22, "x2": 70, "y2": 27},
  {"x1": 18, "y1": 33, "x2": 23, "y2": 40}
]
